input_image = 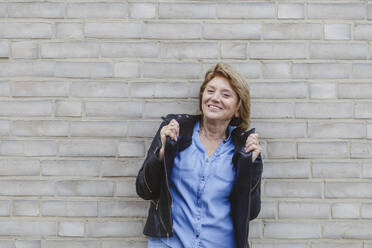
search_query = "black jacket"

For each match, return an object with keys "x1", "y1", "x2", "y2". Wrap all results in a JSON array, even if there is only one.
[{"x1": 136, "y1": 114, "x2": 263, "y2": 248}]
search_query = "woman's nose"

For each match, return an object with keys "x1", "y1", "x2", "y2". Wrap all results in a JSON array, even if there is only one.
[{"x1": 211, "y1": 92, "x2": 221, "y2": 102}]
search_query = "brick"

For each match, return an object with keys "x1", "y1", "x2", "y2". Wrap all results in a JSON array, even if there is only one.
[
  {"x1": 252, "y1": 241, "x2": 308, "y2": 248},
  {"x1": 278, "y1": 3, "x2": 304, "y2": 19},
  {"x1": 265, "y1": 181, "x2": 322, "y2": 198},
  {"x1": 279, "y1": 202, "x2": 329, "y2": 219},
  {"x1": 0, "y1": 120, "x2": 9, "y2": 136},
  {"x1": 251, "y1": 102, "x2": 293, "y2": 119},
  {"x1": 13, "y1": 200, "x2": 39, "y2": 216},
  {"x1": 264, "y1": 222, "x2": 321, "y2": 238},
  {"x1": 308, "y1": 3, "x2": 364, "y2": 20},
  {"x1": 308, "y1": 121, "x2": 365, "y2": 138},
  {"x1": 312, "y1": 242, "x2": 361, "y2": 248},
  {"x1": 57, "y1": 180, "x2": 114, "y2": 196},
  {"x1": 15, "y1": 240, "x2": 41, "y2": 248},
  {"x1": 71, "y1": 82, "x2": 128, "y2": 98},
  {"x1": 313, "y1": 162, "x2": 361, "y2": 178},
  {"x1": 160, "y1": 42, "x2": 218, "y2": 59},
  {"x1": 250, "y1": 42, "x2": 306, "y2": 59},
  {"x1": 355, "y1": 102, "x2": 372, "y2": 118},
  {"x1": 58, "y1": 221, "x2": 84, "y2": 237},
  {"x1": 41, "y1": 42, "x2": 99, "y2": 58},
  {"x1": 13, "y1": 82, "x2": 69, "y2": 97},
  {"x1": 0, "y1": 140, "x2": 56, "y2": 156},
  {"x1": 102, "y1": 42, "x2": 157, "y2": 58},
  {"x1": 204, "y1": 23, "x2": 260, "y2": 40},
  {"x1": 257, "y1": 201, "x2": 276, "y2": 219},
  {"x1": 325, "y1": 24, "x2": 351, "y2": 40},
  {"x1": 353, "y1": 63, "x2": 372, "y2": 79},
  {"x1": 339, "y1": 83, "x2": 372, "y2": 99},
  {"x1": 351, "y1": 142, "x2": 372, "y2": 158},
  {"x1": 85, "y1": 22, "x2": 141, "y2": 39},
  {"x1": 332, "y1": 203, "x2": 360, "y2": 218},
  {"x1": 86, "y1": 101, "x2": 142, "y2": 118},
  {"x1": 0, "y1": 82, "x2": 10, "y2": 97},
  {"x1": 114, "y1": 62, "x2": 141, "y2": 78},
  {"x1": 293, "y1": 63, "x2": 350, "y2": 79},
  {"x1": 67, "y1": 3, "x2": 126, "y2": 18},
  {"x1": 323, "y1": 222, "x2": 372, "y2": 238},
  {"x1": 205, "y1": 62, "x2": 261, "y2": 79},
  {"x1": 296, "y1": 102, "x2": 352, "y2": 118},
  {"x1": 354, "y1": 24, "x2": 372, "y2": 40},
  {"x1": 221, "y1": 42, "x2": 247, "y2": 59},
  {"x1": 310, "y1": 43, "x2": 367, "y2": 59},
  {"x1": 144, "y1": 101, "x2": 198, "y2": 118},
  {"x1": 267, "y1": 141, "x2": 296, "y2": 159},
  {"x1": 309, "y1": 83, "x2": 337, "y2": 99},
  {"x1": 0, "y1": 61, "x2": 54, "y2": 77},
  {"x1": 160, "y1": 3, "x2": 215, "y2": 19},
  {"x1": 250, "y1": 82, "x2": 307, "y2": 99},
  {"x1": 262, "y1": 62, "x2": 291, "y2": 79},
  {"x1": 116, "y1": 178, "x2": 137, "y2": 197},
  {"x1": 0, "y1": 221, "x2": 56, "y2": 236},
  {"x1": 100, "y1": 201, "x2": 148, "y2": 217},
  {"x1": 42, "y1": 201, "x2": 98, "y2": 217},
  {"x1": 130, "y1": 82, "x2": 189, "y2": 98},
  {"x1": 45, "y1": 241, "x2": 100, "y2": 248},
  {"x1": 71, "y1": 121, "x2": 127, "y2": 137},
  {"x1": 368, "y1": 125, "x2": 372, "y2": 139},
  {"x1": 101, "y1": 159, "x2": 142, "y2": 177},
  {"x1": 0, "y1": 201, "x2": 10, "y2": 216},
  {"x1": 8, "y1": 2, "x2": 64, "y2": 18},
  {"x1": 0, "y1": 180, "x2": 54, "y2": 196},
  {"x1": 55, "y1": 62, "x2": 113, "y2": 78},
  {"x1": 0, "y1": 23, "x2": 52, "y2": 39},
  {"x1": 55, "y1": 101, "x2": 82, "y2": 117},
  {"x1": 0, "y1": 41, "x2": 9, "y2": 58},
  {"x1": 143, "y1": 62, "x2": 201, "y2": 79},
  {"x1": 128, "y1": 120, "x2": 160, "y2": 138},
  {"x1": 42, "y1": 160, "x2": 100, "y2": 176},
  {"x1": 298, "y1": 142, "x2": 348, "y2": 159},
  {"x1": 262, "y1": 161, "x2": 310, "y2": 179},
  {"x1": 56, "y1": 23, "x2": 84, "y2": 39},
  {"x1": 59, "y1": 140, "x2": 116, "y2": 157},
  {"x1": 86, "y1": 221, "x2": 142, "y2": 237},
  {"x1": 118, "y1": 141, "x2": 145, "y2": 157},
  {"x1": 102, "y1": 241, "x2": 147, "y2": 248},
  {"x1": 249, "y1": 221, "x2": 262, "y2": 238},
  {"x1": 326, "y1": 182, "x2": 372, "y2": 198},
  {"x1": 217, "y1": 3, "x2": 275, "y2": 19},
  {"x1": 0, "y1": 101, "x2": 52, "y2": 117},
  {"x1": 144, "y1": 23, "x2": 201, "y2": 39},
  {"x1": 0, "y1": 3, "x2": 5, "y2": 17},
  {"x1": 129, "y1": 3, "x2": 156, "y2": 19},
  {"x1": 263, "y1": 23, "x2": 322, "y2": 40},
  {"x1": 0, "y1": 159, "x2": 39, "y2": 176},
  {"x1": 361, "y1": 203, "x2": 372, "y2": 218},
  {"x1": 253, "y1": 121, "x2": 305, "y2": 138}
]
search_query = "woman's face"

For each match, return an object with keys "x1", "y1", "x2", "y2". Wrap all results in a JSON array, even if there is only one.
[{"x1": 201, "y1": 76, "x2": 239, "y2": 123}]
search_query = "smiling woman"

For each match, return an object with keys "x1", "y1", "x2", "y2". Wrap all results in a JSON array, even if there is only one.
[{"x1": 136, "y1": 63, "x2": 263, "y2": 248}]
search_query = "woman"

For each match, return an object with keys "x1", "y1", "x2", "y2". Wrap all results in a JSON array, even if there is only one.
[{"x1": 136, "y1": 63, "x2": 263, "y2": 248}]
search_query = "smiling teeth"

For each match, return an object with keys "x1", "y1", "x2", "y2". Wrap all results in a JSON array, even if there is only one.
[{"x1": 209, "y1": 105, "x2": 221, "y2": 109}]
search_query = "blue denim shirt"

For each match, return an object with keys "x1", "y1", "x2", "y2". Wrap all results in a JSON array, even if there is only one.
[{"x1": 150, "y1": 121, "x2": 237, "y2": 248}]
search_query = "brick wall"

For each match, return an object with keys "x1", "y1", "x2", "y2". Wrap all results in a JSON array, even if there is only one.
[{"x1": 0, "y1": 1, "x2": 371, "y2": 247}]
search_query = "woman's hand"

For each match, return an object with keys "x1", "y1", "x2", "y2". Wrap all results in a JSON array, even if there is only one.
[
  {"x1": 158, "y1": 119, "x2": 179, "y2": 160},
  {"x1": 245, "y1": 133, "x2": 261, "y2": 162}
]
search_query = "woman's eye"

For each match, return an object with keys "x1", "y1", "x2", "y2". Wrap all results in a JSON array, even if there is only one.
[
  {"x1": 223, "y1": 94, "x2": 230, "y2": 98},
  {"x1": 207, "y1": 89, "x2": 214, "y2": 93}
]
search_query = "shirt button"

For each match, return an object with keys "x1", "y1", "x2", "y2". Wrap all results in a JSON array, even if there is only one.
[{"x1": 196, "y1": 234, "x2": 199, "y2": 238}]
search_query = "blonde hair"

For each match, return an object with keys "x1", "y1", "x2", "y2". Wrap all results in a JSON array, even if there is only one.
[{"x1": 199, "y1": 63, "x2": 251, "y2": 130}]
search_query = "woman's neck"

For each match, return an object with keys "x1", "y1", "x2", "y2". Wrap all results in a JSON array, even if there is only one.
[{"x1": 200, "y1": 117, "x2": 230, "y2": 141}]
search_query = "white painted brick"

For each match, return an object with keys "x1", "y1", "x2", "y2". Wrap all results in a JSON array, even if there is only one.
[
  {"x1": 114, "y1": 62, "x2": 140, "y2": 78},
  {"x1": 100, "y1": 201, "x2": 148, "y2": 217},
  {"x1": 278, "y1": 3, "x2": 304, "y2": 19},
  {"x1": 249, "y1": 221, "x2": 262, "y2": 238},
  {"x1": 250, "y1": 82, "x2": 307, "y2": 99},
  {"x1": 0, "y1": 101, "x2": 52, "y2": 117},
  {"x1": 265, "y1": 181, "x2": 322, "y2": 198},
  {"x1": 45, "y1": 241, "x2": 100, "y2": 248},
  {"x1": 116, "y1": 178, "x2": 137, "y2": 197},
  {"x1": 127, "y1": 120, "x2": 160, "y2": 138},
  {"x1": 339, "y1": 83, "x2": 372, "y2": 99},
  {"x1": 57, "y1": 180, "x2": 114, "y2": 196},
  {"x1": 144, "y1": 101, "x2": 198, "y2": 118},
  {"x1": 85, "y1": 22, "x2": 141, "y2": 39},
  {"x1": 296, "y1": 102, "x2": 353, "y2": 118},
  {"x1": 204, "y1": 23, "x2": 261, "y2": 40},
  {"x1": 59, "y1": 140, "x2": 116, "y2": 157},
  {"x1": 42, "y1": 201, "x2": 98, "y2": 217},
  {"x1": 144, "y1": 62, "x2": 201, "y2": 79},
  {"x1": 351, "y1": 142, "x2": 372, "y2": 158},
  {"x1": 355, "y1": 102, "x2": 372, "y2": 118},
  {"x1": 368, "y1": 125, "x2": 372, "y2": 139},
  {"x1": 267, "y1": 141, "x2": 296, "y2": 159},
  {"x1": 312, "y1": 242, "x2": 361, "y2": 248},
  {"x1": 325, "y1": 24, "x2": 351, "y2": 40},
  {"x1": 308, "y1": 121, "x2": 365, "y2": 138},
  {"x1": 332, "y1": 203, "x2": 360, "y2": 219},
  {"x1": 160, "y1": 42, "x2": 218, "y2": 59},
  {"x1": 15, "y1": 240, "x2": 41, "y2": 248},
  {"x1": 55, "y1": 62, "x2": 113, "y2": 78},
  {"x1": 218, "y1": 3, "x2": 275, "y2": 19},
  {"x1": 263, "y1": 161, "x2": 309, "y2": 179},
  {"x1": 326, "y1": 182, "x2": 372, "y2": 198},
  {"x1": 55, "y1": 101, "x2": 82, "y2": 117},
  {"x1": 0, "y1": 61, "x2": 54, "y2": 77},
  {"x1": 0, "y1": 159, "x2": 39, "y2": 176},
  {"x1": 363, "y1": 162, "x2": 372, "y2": 178},
  {"x1": 221, "y1": 42, "x2": 247, "y2": 59},
  {"x1": 41, "y1": 42, "x2": 99, "y2": 58},
  {"x1": 309, "y1": 83, "x2": 337, "y2": 99},
  {"x1": 262, "y1": 62, "x2": 291, "y2": 79},
  {"x1": 0, "y1": 140, "x2": 56, "y2": 156},
  {"x1": 293, "y1": 63, "x2": 350, "y2": 79},
  {"x1": 323, "y1": 222, "x2": 372, "y2": 238},
  {"x1": 0, "y1": 23, "x2": 52, "y2": 39},
  {"x1": 67, "y1": 3, "x2": 126, "y2": 18},
  {"x1": 352, "y1": 64, "x2": 372, "y2": 79},
  {"x1": 251, "y1": 102, "x2": 293, "y2": 118},
  {"x1": 308, "y1": 4, "x2": 364, "y2": 20},
  {"x1": 86, "y1": 221, "x2": 142, "y2": 237},
  {"x1": 0, "y1": 201, "x2": 10, "y2": 216},
  {"x1": 310, "y1": 43, "x2": 367, "y2": 59},
  {"x1": 42, "y1": 160, "x2": 100, "y2": 176},
  {"x1": 0, "y1": 180, "x2": 54, "y2": 196},
  {"x1": 86, "y1": 101, "x2": 142, "y2": 118},
  {"x1": 118, "y1": 141, "x2": 145, "y2": 157},
  {"x1": 0, "y1": 3, "x2": 6, "y2": 17},
  {"x1": 101, "y1": 159, "x2": 142, "y2": 177},
  {"x1": 8, "y1": 2, "x2": 64, "y2": 18},
  {"x1": 204, "y1": 62, "x2": 261, "y2": 79},
  {"x1": 263, "y1": 23, "x2": 322, "y2": 40},
  {"x1": 252, "y1": 241, "x2": 308, "y2": 248},
  {"x1": 160, "y1": 3, "x2": 215, "y2": 19},
  {"x1": 13, "y1": 82, "x2": 69, "y2": 97},
  {"x1": 0, "y1": 82, "x2": 10, "y2": 97},
  {"x1": 102, "y1": 42, "x2": 157, "y2": 58},
  {"x1": 355, "y1": 24, "x2": 372, "y2": 40},
  {"x1": 102, "y1": 241, "x2": 147, "y2": 248},
  {"x1": 0, "y1": 41, "x2": 9, "y2": 58},
  {"x1": 250, "y1": 42, "x2": 306, "y2": 59},
  {"x1": 0, "y1": 241, "x2": 12, "y2": 248},
  {"x1": 130, "y1": 82, "x2": 189, "y2": 98},
  {"x1": 257, "y1": 201, "x2": 276, "y2": 219},
  {"x1": 0, "y1": 221, "x2": 56, "y2": 236},
  {"x1": 0, "y1": 120, "x2": 9, "y2": 136},
  {"x1": 13, "y1": 200, "x2": 39, "y2": 216},
  {"x1": 279, "y1": 202, "x2": 329, "y2": 219},
  {"x1": 313, "y1": 162, "x2": 361, "y2": 178},
  {"x1": 59, "y1": 221, "x2": 84, "y2": 237},
  {"x1": 361, "y1": 203, "x2": 372, "y2": 218},
  {"x1": 12, "y1": 120, "x2": 68, "y2": 137},
  {"x1": 298, "y1": 142, "x2": 348, "y2": 159},
  {"x1": 144, "y1": 23, "x2": 201, "y2": 39},
  {"x1": 71, "y1": 82, "x2": 128, "y2": 98},
  {"x1": 129, "y1": 3, "x2": 156, "y2": 19},
  {"x1": 253, "y1": 121, "x2": 305, "y2": 138},
  {"x1": 56, "y1": 23, "x2": 84, "y2": 39},
  {"x1": 264, "y1": 222, "x2": 321, "y2": 238},
  {"x1": 70, "y1": 121, "x2": 127, "y2": 137}
]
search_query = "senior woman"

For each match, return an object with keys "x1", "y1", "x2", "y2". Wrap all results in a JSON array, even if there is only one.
[{"x1": 136, "y1": 63, "x2": 263, "y2": 248}]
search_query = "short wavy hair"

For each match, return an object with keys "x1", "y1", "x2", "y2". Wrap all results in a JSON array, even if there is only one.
[{"x1": 199, "y1": 63, "x2": 251, "y2": 131}]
